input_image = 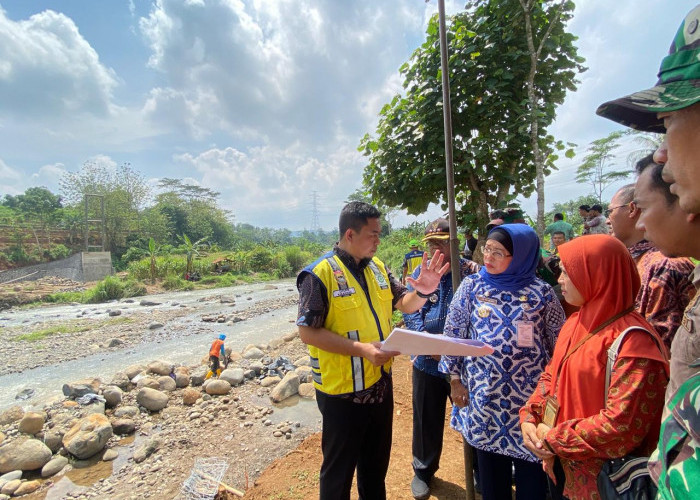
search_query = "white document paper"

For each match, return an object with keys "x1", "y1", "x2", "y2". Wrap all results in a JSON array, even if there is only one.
[{"x1": 380, "y1": 328, "x2": 494, "y2": 357}]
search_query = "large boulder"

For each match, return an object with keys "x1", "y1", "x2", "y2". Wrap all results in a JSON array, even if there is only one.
[
  {"x1": 102, "y1": 386, "x2": 123, "y2": 408},
  {"x1": 269, "y1": 372, "x2": 301, "y2": 403},
  {"x1": 295, "y1": 366, "x2": 313, "y2": 383},
  {"x1": 182, "y1": 388, "x2": 199, "y2": 406},
  {"x1": 62, "y1": 378, "x2": 101, "y2": 399},
  {"x1": 136, "y1": 388, "x2": 169, "y2": 412},
  {"x1": 157, "y1": 376, "x2": 176, "y2": 392},
  {"x1": 43, "y1": 431, "x2": 63, "y2": 453},
  {"x1": 190, "y1": 367, "x2": 208, "y2": 387},
  {"x1": 0, "y1": 439, "x2": 52, "y2": 473},
  {"x1": 147, "y1": 360, "x2": 173, "y2": 376},
  {"x1": 14, "y1": 480, "x2": 40, "y2": 496},
  {"x1": 174, "y1": 367, "x2": 190, "y2": 388},
  {"x1": 0, "y1": 406, "x2": 24, "y2": 426},
  {"x1": 110, "y1": 419, "x2": 136, "y2": 435},
  {"x1": 62, "y1": 414, "x2": 113, "y2": 460},
  {"x1": 133, "y1": 438, "x2": 161, "y2": 464},
  {"x1": 242, "y1": 347, "x2": 265, "y2": 360},
  {"x1": 109, "y1": 372, "x2": 131, "y2": 391},
  {"x1": 41, "y1": 456, "x2": 69, "y2": 478},
  {"x1": 124, "y1": 364, "x2": 147, "y2": 380},
  {"x1": 1, "y1": 479, "x2": 21, "y2": 496},
  {"x1": 113, "y1": 406, "x2": 139, "y2": 418},
  {"x1": 135, "y1": 376, "x2": 160, "y2": 390},
  {"x1": 18, "y1": 412, "x2": 46, "y2": 435},
  {"x1": 219, "y1": 368, "x2": 245, "y2": 387},
  {"x1": 204, "y1": 380, "x2": 231, "y2": 396},
  {"x1": 298, "y1": 383, "x2": 316, "y2": 398}
]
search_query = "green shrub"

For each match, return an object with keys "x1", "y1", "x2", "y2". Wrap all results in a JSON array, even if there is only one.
[
  {"x1": 273, "y1": 253, "x2": 293, "y2": 278},
  {"x1": 120, "y1": 247, "x2": 146, "y2": 265},
  {"x1": 162, "y1": 275, "x2": 186, "y2": 290},
  {"x1": 248, "y1": 247, "x2": 274, "y2": 273},
  {"x1": 123, "y1": 280, "x2": 147, "y2": 297},
  {"x1": 87, "y1": 275, "x2": 125, "y2": 302},
  {"x1": 283, "y1": 246, "x2": 308, "y2": 272},
  {"x1": 46, "y1": 244, "x2": 71, "y2": 260},
  {"x1": 8, "y1": 246, "x2": 30, "y2": 265}
]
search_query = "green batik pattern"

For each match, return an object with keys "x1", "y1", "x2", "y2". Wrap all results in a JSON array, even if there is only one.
[{"x1": 649, "y1": 370, "x2": 700, "y2": 500}]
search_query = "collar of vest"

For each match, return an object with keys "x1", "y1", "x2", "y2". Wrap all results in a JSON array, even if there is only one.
[{"x1": 334, "y1": 245, "x2": 372, "y2": 271}]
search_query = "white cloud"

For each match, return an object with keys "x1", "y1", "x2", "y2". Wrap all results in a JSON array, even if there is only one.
[
  {"x1": 30, "y1": 163, "x2": 67, "y2": 191},
  {"x1": 0, "y1": 7, "x2": 119, "y2": 120},
  {"x1": 137, "y1": 0, "x2": 438, "y2": 147},
  {"x1": 0, "y1": 158, "x2": 22, "y2": 195},
  {"x1": 172, "y1": 142, "x2": 366, "y2": 228}
]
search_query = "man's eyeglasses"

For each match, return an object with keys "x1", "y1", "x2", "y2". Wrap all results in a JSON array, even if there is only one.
[
  {"x1": 604, "y1": 203, "x2": 629, "y2": 217},
  {"x1": 482, "y1": 246, "x2": 511, "y2": 260}
]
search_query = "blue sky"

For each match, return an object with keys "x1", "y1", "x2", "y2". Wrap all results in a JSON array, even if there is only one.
[{"x1": 0, "y1": 1, "x2": 693, "y2": 230}]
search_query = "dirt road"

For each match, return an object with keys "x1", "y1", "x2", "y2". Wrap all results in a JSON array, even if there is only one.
[{"x1": 242, "y1": 356, "x2": 470, "y2": 500}]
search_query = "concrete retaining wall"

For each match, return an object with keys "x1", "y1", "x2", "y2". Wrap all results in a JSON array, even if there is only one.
[{"x1": 0, "y1": 252, "x2": 113, "y2": 284}]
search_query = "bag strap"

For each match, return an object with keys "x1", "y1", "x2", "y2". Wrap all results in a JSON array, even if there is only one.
[{"x1": 604, "y1": 326, "x2": 664, "y2": 403}]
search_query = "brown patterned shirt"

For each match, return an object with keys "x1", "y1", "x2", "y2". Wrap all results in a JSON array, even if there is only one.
[{"x1": 629, "y1": 240, "x2": 695, "y2": 348}]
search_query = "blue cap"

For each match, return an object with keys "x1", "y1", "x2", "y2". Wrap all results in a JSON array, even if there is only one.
[{"x1": 218, "y1": 334, "x2": 226, "y2": 340}]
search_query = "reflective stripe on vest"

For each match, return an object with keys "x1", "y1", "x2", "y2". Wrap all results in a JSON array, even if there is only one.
[{"x1": 347, "y1": 329, "x2": 364, "y2": 393}]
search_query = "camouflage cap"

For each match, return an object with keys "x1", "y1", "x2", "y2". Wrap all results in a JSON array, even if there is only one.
[{"x1": 596, "y1": 5, "x2": 700, "y2": 133}]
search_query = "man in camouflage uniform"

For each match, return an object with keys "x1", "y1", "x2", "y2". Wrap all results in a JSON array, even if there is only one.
[{"x1": 597, "y1": 6, "x2": 700, "y2": 497}]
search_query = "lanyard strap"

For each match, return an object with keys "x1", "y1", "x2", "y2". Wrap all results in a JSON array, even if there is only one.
[{"x1": 551, "y1": 306, "x2": 635, "y2": 395}]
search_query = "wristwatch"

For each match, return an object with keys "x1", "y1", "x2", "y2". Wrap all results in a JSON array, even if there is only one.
[{"x1": 416, "y1": 289, "x2": 436, "y2": 299}]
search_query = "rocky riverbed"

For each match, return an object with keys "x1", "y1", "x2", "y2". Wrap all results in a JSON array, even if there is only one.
[
  {"x1": 0, "y1": 286, "x2": 298, "y2": 377},
  {"x1": 0, "y1": 281, "x2": 323, "y2": 499}
]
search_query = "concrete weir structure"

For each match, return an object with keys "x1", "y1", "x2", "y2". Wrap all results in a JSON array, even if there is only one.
[{"x1": 0, "y1": 252, "x2": 113, "y2": 284}]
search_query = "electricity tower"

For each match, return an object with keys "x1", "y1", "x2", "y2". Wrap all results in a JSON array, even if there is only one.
[{"x1": 310, "y1": 191, "x2": 320, "y2": 232}]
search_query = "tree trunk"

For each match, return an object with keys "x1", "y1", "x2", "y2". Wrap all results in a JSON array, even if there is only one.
[{"x1": 519, "y1": 0, "x2": 565, "y2": 240}]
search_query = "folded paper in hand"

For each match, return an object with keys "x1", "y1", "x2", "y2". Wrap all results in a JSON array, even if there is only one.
[{"x1": 381, "y1": 328, "x2": 493, "y2": 357}]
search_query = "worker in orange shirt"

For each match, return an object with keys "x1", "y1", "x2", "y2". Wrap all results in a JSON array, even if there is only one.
[{"x1": 205, "y1": 333, "x2": 226, "y2": 379}]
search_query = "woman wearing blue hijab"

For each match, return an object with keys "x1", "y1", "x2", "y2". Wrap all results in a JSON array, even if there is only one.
[{"x1": 439, "y1": 224, "x2": 565, "y2": 500}]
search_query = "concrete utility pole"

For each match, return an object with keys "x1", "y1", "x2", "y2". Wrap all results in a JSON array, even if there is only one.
[{"x1": 437, "y1": 1, "x2": 476, "y2": 499}]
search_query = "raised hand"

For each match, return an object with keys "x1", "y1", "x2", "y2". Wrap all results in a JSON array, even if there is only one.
[{"x1": 406, "y1": 250, "x2": 449, "y2": 294}]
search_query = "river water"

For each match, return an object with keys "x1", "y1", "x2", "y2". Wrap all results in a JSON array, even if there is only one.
[{"x1": 0, "y1": 279, "x2": 304, "y2": 412}]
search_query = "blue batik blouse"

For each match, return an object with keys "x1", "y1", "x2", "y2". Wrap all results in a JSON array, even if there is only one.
[{"x1": 439, "y1": 274, "x2": 565, "y2": 462}]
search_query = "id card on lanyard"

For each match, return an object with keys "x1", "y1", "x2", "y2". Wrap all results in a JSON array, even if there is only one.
[{"x1": 545, "y1": 306, "x2": 634, "y2": 427}]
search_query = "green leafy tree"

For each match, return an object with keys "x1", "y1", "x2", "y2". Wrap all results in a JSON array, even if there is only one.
[
  {"x1": 179, "y1": 233, "x2": 208, "y2": 276},
  {"x1": 514, "y1": 0, "x2": 584, "y2": 236},
  {"x1": 153, "y1": 180, "x2": 235, "y2": 248},
  {"x1": 548, "y1": 194, "x2": 601, "y2": 234},
  {"x1": 575, "y1": 130, "x2": 632, "y2": 203},
  {"x1": 3, "y1": 187, "x2": 63, "y2": 249},
  {"x1": 360, "y1": 2, "x2": 582, "y2": 234},
  {"x1": 60, "y1": 161, "x2": 150, "y2": 253}
]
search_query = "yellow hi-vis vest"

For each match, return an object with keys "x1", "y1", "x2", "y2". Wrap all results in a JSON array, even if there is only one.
[{"x1": 307, "y1": 254, "x2": 394, "y2": 395}]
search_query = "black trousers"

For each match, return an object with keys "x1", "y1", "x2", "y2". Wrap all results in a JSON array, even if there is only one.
[
  {"x1": 547, "y1": 457, "x2": 570, "y2": 500},
  {"x1": 475, "y1": 448, "x2": 547, "y2": 500},
  {"x1": 209, "y1": 355, "x2": 220, "y2": 372},
  {"x1": 315, "y1": 382, "x2": 394, "y2": 500},
  {"x1": 412, "y1": 366, "x2": 451, "y2": 481}
]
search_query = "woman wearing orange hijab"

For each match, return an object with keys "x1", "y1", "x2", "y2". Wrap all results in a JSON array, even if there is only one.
[{"x1": 519, "y1": 235, "x2": 669, "y2": 500}]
